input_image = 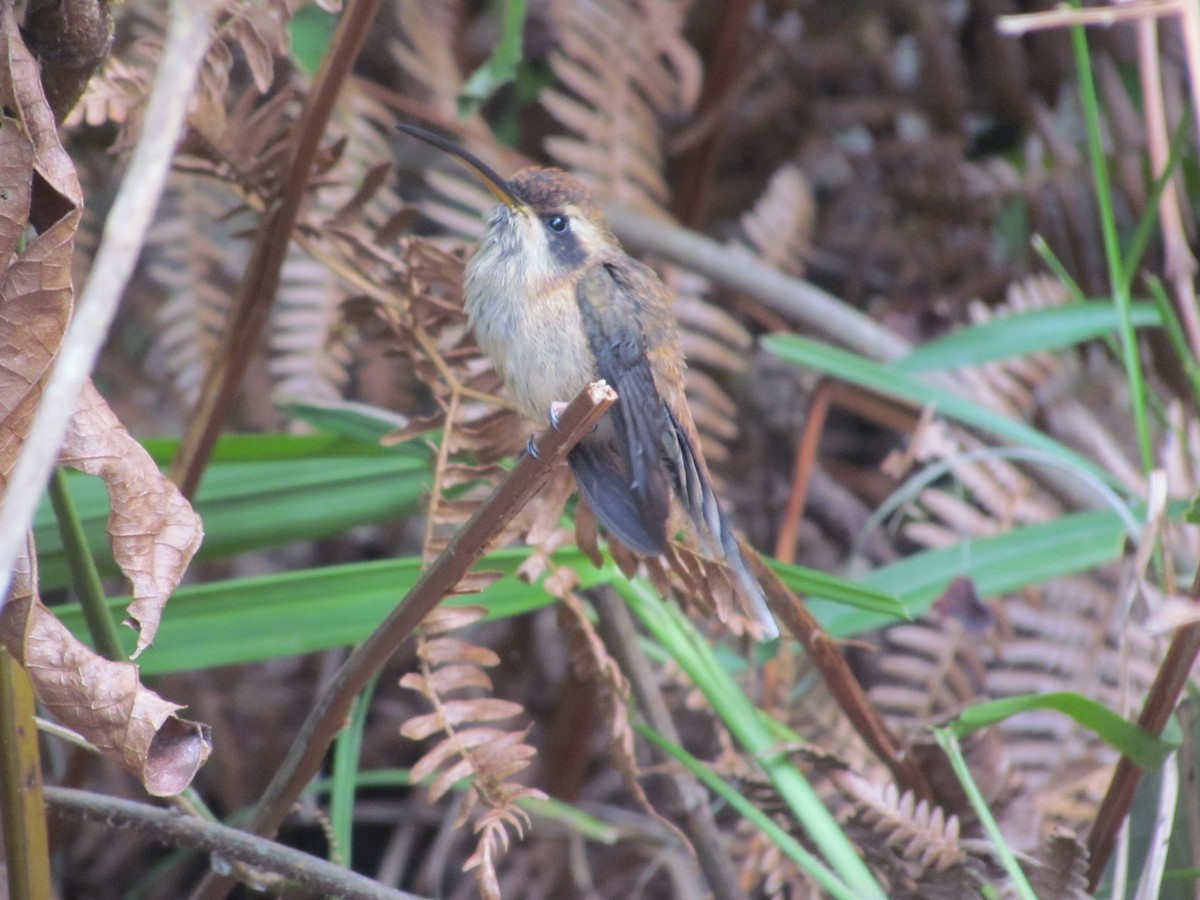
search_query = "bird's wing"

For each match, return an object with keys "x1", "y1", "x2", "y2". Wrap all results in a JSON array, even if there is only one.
[{"x1": 568, "y1": 263, "x2": 675, "y2": 556}]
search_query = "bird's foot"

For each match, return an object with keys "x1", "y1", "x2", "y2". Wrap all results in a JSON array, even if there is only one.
[
  {"x1": 549, "y1": 401, "x2": 569, "y2": 432},
  {"x1": 526, "y1": 433, "x2": 541, "y2": 460}
]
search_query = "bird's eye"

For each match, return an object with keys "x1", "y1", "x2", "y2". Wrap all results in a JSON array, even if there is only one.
[{"x1": 544, "y1": 214, "x2": 569, "y2": 234}]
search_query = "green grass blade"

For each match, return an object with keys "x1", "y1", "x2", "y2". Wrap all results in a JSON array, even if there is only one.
[
  {"x1": 55, "y1": 511, "x2": 1123, "y2": 674},
  {"x1": 896, "y1": 303, "x2": 1161, "y2": 374},
  {"x1": 948, "y1": 693, "x2": 1177, "y2": 770},
  {"x1": 933, "y1": 728, "x2": 1038, "y2": 900},
  {"x1": 35, "y1": 439, "x2": 431, "y2": 589},
  {"x1": 330, "y1": 673, "x2": 379, "y2": 866},
  {"x1": 763, "y1": 333, "x2": 1118, "y2": 489},
  {"x1": 619, "y1": 580, "x2": 887, "y2": 898},
  {"x1": 773, "y1": 562, "x2": 908, "y2": 620},
  {"x1": 818, "y1": 510, "x2": 1126, "y2": 636},
  {"x1": 637, "y1": 724, "x2": 858, "y2": 900},
  {"x1": 1070, "y1": 15, "x2": 1152, "y2": 471}
]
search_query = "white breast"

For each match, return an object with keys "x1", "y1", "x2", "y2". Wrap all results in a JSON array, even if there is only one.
[{"x1": 464, "y1": 225, "x2": 597, "y2": 423}]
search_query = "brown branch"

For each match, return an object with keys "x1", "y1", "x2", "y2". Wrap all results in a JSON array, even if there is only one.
[
  {"x1": 592, "y1": 589, "x2": 748, "y2": 900},
  {"x1": 169, "y1": 0, "x2": 385, "y2": 498},
  {"x1": 775, "y1": 378, "x2": 832, "y2": 564},
  {"x1": 738, "y1": 539, "x2": 937, "y2": 805},
  {"x1": 1, "y1": 646, "x2": 52, "y2": 900},
  {"x1": 44, "y1": 787, "x2": 422, "y2": 900},
  {"x1": 602, "y1": 203, "x2": 913, "y2": 363},
  {"x1": 187, "y1": 381, "x2": 617, "y2": 900},
  {"x1": 1086, "y1": 564, "x2": 1200, "y2": 888}
]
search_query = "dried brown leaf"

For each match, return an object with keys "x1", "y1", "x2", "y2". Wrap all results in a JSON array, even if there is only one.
[
  {"x1": 420, "y1": 636, "x2": 501, "y2": 667},
  {"x1": 0, "y1": 115, "x2": 34, "y2": 264},
  {"x1": 420, "y1": 604, "x2": 488, "y2": 635},
  {"x1": 400, "y1": 698, "x2": 524, "y2": 742},
  {"x1": 409, "y1": 725, "x2": 511, "y2": 788},
  {"x1": 0, "y1": 540, "x2": 210, "y2": 796},
  {"x1": 58, "y1": 382, "x2": 203, "y2": 656},
  {"x1": 401, "y1": 663, "x2": 494, "y2": 698}
]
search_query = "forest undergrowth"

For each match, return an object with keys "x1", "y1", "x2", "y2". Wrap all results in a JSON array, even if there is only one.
[{"x1": 3, "y1": 1, "x2": 1200, "y2": 898}]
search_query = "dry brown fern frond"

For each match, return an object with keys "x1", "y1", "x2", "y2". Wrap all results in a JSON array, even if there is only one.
[
  {"x1": 270, "y1": 85, "x2": 402, "y2": 403},
  {"x1": 553, "y1": 577, "x2": 693, "y2": 851},
  {"x1": 1026, "y1": 828, "x2": 1091, "y2": 900},
  {"x1": 541, "y1": 0, "x2": 700, "y2": 214},
  {"x1": 733, "y1": 163, "x2": 815, "y2": 278},
  {"x1": 833, "y1": 770, "x2": 990, "y2": 899},
  {"x1": 536, "y1": 0, "x2": 755, "y2": 465},
  {"x1": 146, "y1": 173, "x2": 246, "y2": 407},
  {"x1": 399, "y1": 605, "x2": 546, "y2": 900}
]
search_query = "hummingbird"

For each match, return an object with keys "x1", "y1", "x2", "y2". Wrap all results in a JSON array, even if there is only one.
[{"x1": 398, "y1": 124, "x2": 779, "y2": 640}]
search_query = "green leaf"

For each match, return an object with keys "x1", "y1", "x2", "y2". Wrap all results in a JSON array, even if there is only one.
[
  {"x1": 763, "y1": 334, "x2": 1118, "y2": 488},
  {"x1": 933, "y1": 729, "x2": 1038, "y2": 900},
  {"x1": 281, "y1": 399, "x2": 412, "y2": 445},
  {"x1": 896, "y1": 303, "x2": 1161, "y2": 374},
  {"x1": 637, "y1": 725, "x2": 859, "y2": 900},
  {"x1": 36, "y1": 435, "x2": 430, "y2": 589},
  {"x1": 54, "y1": 512, "x2": 1124, "y2": 675},
  {"x1": 290, "y1": 5, "x2": 337, "y2": 76},
  {"x1": 773, "y1": 562, "x2": 909, "y2": 621},
  {"x1": 947, "y1": 692, "x2": 1177, "y2": 770},
  {"x1": 60, "y1": 549, "x2": 561, "y2": 675},
  {"x1": 457, "y1": 0, "x2": 529, "y2": 117},
  {"x1": 813, "y1": 510, "x2": 1126, "y2": 636}
]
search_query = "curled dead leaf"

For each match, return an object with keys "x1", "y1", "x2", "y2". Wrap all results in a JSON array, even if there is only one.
[
  {"x1": 58, "y1": 381, "x2": 204, "y2": 657},
  {"x1": 0, "y1": 540, "x2": 210, "y2": 796}
]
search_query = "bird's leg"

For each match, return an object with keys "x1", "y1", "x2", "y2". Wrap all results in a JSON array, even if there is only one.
[
  {"x1": 528, "y1": 401, "x2": 573, "y2": 459},
  {"x1": 549, "y1": 401, "x2": 570, "y2": 432}
]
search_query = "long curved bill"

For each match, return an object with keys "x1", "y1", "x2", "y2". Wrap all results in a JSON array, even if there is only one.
[{"x1": 396, "y1": 124, "x2": 522, "y2": 208}]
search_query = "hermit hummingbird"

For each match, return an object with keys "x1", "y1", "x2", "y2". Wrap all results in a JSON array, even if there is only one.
[{"x1": 398, "y1": 124, "x2": 779, "y2": 640}]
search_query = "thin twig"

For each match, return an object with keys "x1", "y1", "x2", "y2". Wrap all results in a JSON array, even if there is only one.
[
  {"x1": 738, "y1": 538, "x2": 937, "y2": 804},
  {"x1": 997, "y1": 1, "x2": 1182, "y2": 36},
  {"x1": 592, "y1": 589, "x2": 748, "y2": 900},
  {"x1": 603, "y1": 203, "x2": 912, "y2": 363},
  {"x1": 1086, "y1": 564, "x2": 1200, "y2": 888},
  {"x1": 44, "y1": 787, "x2": 423, "y2": 900},
  {"x1": 170, "y1": 0, "x2": 385, "y2": 498},
  {"x1": 187, "y1": 381, "x2": 617, "y2": 900},
  {"x1": 775, "y1": 379, "x2": 832, "y2": 564},
  {"x1": 0, "y1": 0, "x2": 215, "y2": 608}
]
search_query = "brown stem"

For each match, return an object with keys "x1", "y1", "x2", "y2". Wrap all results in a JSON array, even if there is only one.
[
  {"x1": 44, "y1": 787, "x2": 419, "y2": 900},
  {"x1": 593, "y1": 589, "x2": 748, "y2": 900},
  {"x1": 1086, "y1": 564, "x2": 1200, "y2": 888},
  {"x1": 0, "y1": 646, "x2": 52, "y2": 900},
  {"x1": 187, "y1": 381, "x2": 617, "y2": 900},
  {"x1": 670, "y1": 0, "x2": 753, "y2": 229},
  {"x1": 775, "y1": 378, "x2": 832, "y2": 564},
  {"x1": 739, "y1": 538, "x2": 937, "y2": 804},
  {"x1": 170, "y1": 0, "x2": 385, "y2": 498}
]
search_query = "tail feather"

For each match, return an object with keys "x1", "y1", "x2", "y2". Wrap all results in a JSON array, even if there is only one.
[{"x1": 720, "y1": 521, "x2": 779, "y2": 640}]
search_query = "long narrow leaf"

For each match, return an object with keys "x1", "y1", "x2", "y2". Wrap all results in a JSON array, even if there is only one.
[
  {"x1": 948, "y1": 692, "x2": 1176, "y2": 770},
  {"x1": 637, "y1": 724, "x2": 857, "y2": 900},
  {"x1": 55, "y1": 512, "x2": 1124, "y2": 674},
  {"x1": 619, "y1": 580, "x2": 888, "y2": 898},
  {"x1": 36, "y1": 440, "x2": 430, "y2": 588},
  {"x1": 763, "y1": 334, "x2": 1118, "y2": 488},
  {"x1": 896, "y1": 303, "x2": 1160, "y2": 374}
]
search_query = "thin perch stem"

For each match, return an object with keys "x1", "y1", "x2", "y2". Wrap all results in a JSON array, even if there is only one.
[{"x1": 188, "y1": 381, "x2": 617, "y2": 900}]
